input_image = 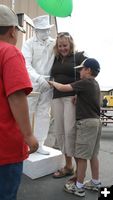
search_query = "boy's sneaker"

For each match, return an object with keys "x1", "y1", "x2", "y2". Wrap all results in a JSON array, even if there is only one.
[
  {"x1": 84, "y1": 180, "x2": 101, "y2": 191},
  {"x1": 74, "y1": 186, "x2": 85, "y2": 197},
  {"x1": 64, "y1": 182, "x2": 75, "y2": 194},
  {"x1": 64, "y1": 184, "x2": 85, "y2": 197},
  {"x1": 64, "y1": 176, "x2": 77, "y2": 193}
]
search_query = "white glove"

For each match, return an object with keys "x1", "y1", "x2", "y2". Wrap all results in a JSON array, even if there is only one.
[{"x1": 38, "y1": 77, "x2": 51, "y2": 93}]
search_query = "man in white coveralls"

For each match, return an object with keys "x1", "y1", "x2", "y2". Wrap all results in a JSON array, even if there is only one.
[{"x1": 22, "y1": 15, "x2": 55, "y2": 155}]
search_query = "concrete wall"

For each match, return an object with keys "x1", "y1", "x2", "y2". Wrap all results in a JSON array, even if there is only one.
[
  {"x1": 0, "y1": 0, "x2": 12, "y2": 7},
  {"x1": 0, "y1": 0, "x2": 48, "y2": 18}
]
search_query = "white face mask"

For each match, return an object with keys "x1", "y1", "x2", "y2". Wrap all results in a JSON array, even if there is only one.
[{"x1": 35, "y1": 29, "x2": 50, "y2": 41}]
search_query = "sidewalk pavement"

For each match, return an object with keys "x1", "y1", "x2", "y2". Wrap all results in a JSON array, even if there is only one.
[{"x1": 17, "y1": 125, "x2": 113, "y2": 200}]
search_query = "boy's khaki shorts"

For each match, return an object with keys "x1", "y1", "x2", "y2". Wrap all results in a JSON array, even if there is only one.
[{"x1": 75, "y1": 118, "x2": 102, "y2": 160}]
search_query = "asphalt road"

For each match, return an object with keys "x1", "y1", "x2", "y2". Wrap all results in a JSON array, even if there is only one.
[{"x1": 17, "y1": 124, "x2": 113, "y2": 200}]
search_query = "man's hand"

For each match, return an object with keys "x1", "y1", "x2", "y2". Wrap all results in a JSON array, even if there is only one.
[
  {"x1": 39, "y1": 79, "x2": 51, "y2": 92},
  {"x1": 25, "y1": 135, "x2": 39, "y2": 154}
]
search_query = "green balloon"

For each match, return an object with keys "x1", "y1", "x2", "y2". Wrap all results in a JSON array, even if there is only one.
[{"x1": 35, "y1": 0, "x2": 73, "y2": 17}]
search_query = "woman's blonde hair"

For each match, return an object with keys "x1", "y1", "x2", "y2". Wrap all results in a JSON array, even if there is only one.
[{"x1": 54, "y1": 32, "x2": 75, "y2": 58}]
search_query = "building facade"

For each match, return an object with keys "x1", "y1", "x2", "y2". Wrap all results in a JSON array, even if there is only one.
[{"x1": 0, "y1": 0, "x2": 57, "y2": 48}]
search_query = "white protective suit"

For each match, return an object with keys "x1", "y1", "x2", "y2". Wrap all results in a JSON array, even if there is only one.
[{"x1": 22, "y1": 20, "x2": 55, "y2": 155}]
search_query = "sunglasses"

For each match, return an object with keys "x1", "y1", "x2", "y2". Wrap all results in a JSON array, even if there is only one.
[{"x1": 57, "y1": 32, "x2": 70, "y2": 38}]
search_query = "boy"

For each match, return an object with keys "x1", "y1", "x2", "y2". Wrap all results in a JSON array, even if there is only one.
[{"x1": 49, "y1": 58, "x2": 101, "y2": 197}]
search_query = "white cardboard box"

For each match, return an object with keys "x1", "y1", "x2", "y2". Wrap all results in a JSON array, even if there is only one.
[{"x1": 23, "y1": 146, "x2": 65, "y2": 179}]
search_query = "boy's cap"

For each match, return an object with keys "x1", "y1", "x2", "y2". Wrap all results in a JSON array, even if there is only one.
[
  {"x1": 0, "y1": 4, "x2": 25, "y2": 33},
  {"x1": 75, "y1": 58, "x2": 100, "y2": 72}
]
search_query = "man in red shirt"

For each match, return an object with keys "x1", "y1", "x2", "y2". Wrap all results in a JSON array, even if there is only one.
[{"x1": 0, "y1": 4, "x2": 39, "y2": 200}]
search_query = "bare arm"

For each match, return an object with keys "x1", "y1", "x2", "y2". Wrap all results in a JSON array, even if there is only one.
[
  {"x1": 48, "y1": 81, "x2": 73, "y2": 92},
  {"x1": 8, "y1": 90, "x2": 39, "y2": 154}
]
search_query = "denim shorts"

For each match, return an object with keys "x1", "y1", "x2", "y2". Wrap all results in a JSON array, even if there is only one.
[{"x1": 0, "y1": 162, "x2": 23, "y2": 200}]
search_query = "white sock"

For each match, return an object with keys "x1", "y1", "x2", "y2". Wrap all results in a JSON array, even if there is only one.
[
  {"x1": 92, "y1": 179, "x2": 100, "y2": 185},
  {"x1": 76, "y1": 181, "x2": 84, "y2": 189}
]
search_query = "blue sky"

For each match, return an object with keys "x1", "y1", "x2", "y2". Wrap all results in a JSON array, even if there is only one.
[{"x1": 57, "y1": 0, "x2": 113, "y2": 90}]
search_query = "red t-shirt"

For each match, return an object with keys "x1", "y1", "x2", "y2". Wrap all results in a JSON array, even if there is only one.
[{"x1": 0, "y1": 41, "x2": 33, "y2": 165}]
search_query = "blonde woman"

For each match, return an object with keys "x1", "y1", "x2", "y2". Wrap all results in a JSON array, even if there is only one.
[{"x1": 51, "y1": 32, "x2": 87, "y2": 178}]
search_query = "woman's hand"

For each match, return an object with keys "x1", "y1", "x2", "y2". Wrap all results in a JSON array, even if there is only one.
[{"x1": 71, "y1": 95, "x2": 77, "y2": 105}]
